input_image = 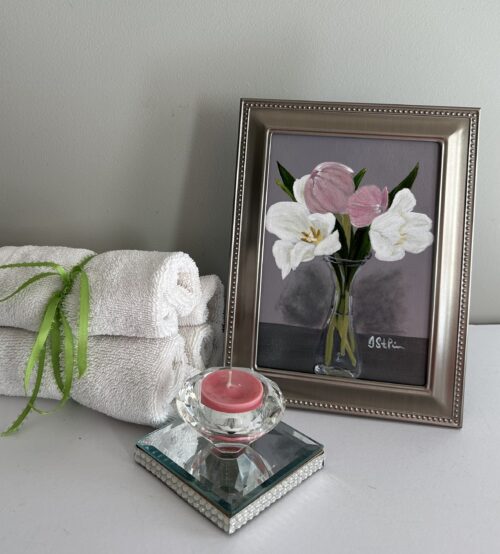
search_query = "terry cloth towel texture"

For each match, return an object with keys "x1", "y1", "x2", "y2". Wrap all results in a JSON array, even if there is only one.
[
  {"x1": 178, "y1": 275, "x2": 224, "y2": 327},
  {"x1": 0, "y1": 327, "x2": 190, "y2": 426},
  {"x1": 180, "y1": 323, "x2": 223, "y2": 370},
  {"x1": 0, "y1": 246, "x2": 201, "y2": 338}
]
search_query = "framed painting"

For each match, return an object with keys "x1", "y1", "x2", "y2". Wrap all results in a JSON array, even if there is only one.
[{"x1": 224, "y1": 99, "x2": 479, "y2": 427}]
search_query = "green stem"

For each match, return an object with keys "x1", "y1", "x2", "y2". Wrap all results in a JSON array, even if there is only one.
[
  {"x1": 324, "y1": 262, "x2": 360, "y2": 368},
  {"x1": 338, "y1": 214, "x2": 352, "y2": 251},
  {"x1": 324, "y1": 313, "x2": 336, "y2": 366}
]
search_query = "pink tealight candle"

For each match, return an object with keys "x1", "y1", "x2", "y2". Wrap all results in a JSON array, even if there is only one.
[{"x1": 201, "y1": 369, "x2": 264, "y2": 413}]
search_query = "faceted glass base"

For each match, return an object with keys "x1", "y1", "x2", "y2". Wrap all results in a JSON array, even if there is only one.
[
  {"x1": 187, "y1": 443, "x2": 272, "y2": 498},
  {"x1": 136, "y1": 415, "x2": 324, "y2": 533}
]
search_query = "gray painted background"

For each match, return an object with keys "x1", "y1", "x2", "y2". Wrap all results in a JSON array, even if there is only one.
[
  {"x1": 0, "y1": 2, "x2": 497, "y2": 322},
  {"x1": 259, "y1": 134, "x2": 439, "y2": 339}
]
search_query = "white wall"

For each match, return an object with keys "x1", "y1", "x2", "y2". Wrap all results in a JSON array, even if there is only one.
[{"x1": 0, "y1": 1, "x2": 498, "y2": 322}]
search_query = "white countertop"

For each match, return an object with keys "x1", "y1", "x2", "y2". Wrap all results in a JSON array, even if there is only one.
[{"x1": 1, "y1": 324, "x2": 499, "y2": 554}]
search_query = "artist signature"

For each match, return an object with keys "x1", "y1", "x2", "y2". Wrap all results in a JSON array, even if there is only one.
[{"x1": 367, "y1": 336, "x2": 405, "y2": 350}]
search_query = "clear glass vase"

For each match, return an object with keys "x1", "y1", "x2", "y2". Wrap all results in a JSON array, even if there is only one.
[{"x1": 314, "y1": 256, "x2": 369, "y2": 378}]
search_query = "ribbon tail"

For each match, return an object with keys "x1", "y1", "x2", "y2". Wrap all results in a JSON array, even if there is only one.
[
  {"x1": 23, "y1": 292, "x2": 61, "y2": 394},
  {"x1": 50, "y1": 309, "x2": 64, "y2": 393},
  {"x1": 60, "y1": 310, "x2": 74, "y2": 406},
  {"x1": 33, "y1": 310, "x2": 74, "y2": 415},
  {"x1": 0, "y1": 256, "x2": 94, "y2": 435},
  {"x1": 76, "y1": 270, "x2": 90, "y2": 378},
  {"x1": 0, "y1": 272, "x2": 60, "y2": 303},
  {"x1": 0, "y1": 262, "x2": 69, "y2": 282},
  {"x1": 1, "y1": 346, "x2": 47, "y2": 436}
]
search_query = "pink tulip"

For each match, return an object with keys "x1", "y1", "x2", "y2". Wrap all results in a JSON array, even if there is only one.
[
  {"x1": 347, "y1": 185, "x2": 389, "y2": 227},
  {"x1": 303, "y1": 162, "x2": 355, "y2": 214}
]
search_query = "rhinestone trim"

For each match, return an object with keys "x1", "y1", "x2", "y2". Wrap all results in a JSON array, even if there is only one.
[{"x1": 135, "y1": 447, "x2": 325, "y2": 534}]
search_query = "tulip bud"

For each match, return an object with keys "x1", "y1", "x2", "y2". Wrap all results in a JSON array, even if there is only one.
[
  {"x1": 347, "y1": 185, "x2": 389, "y2": 227},
  {"x1": 303, "y1": 162, "x2": 355, "y2": 214}
]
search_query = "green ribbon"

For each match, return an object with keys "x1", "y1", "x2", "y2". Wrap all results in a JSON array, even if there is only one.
[{"x1": 0, "y1": 255, "x2": 94, "y2": 436}]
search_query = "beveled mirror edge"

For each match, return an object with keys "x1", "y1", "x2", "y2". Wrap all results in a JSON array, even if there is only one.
[{"x1": 224, "y1": 99, "x2": 480, "y2": 428}]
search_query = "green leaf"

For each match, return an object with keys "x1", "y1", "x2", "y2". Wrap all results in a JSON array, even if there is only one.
[
  {"x1": 329, "y1": 259, "x2": 344, "y2": 289},
  {"x1": 388, "y1": 163, "x2": 419, "y2": 206},
  {"x1": 353, "y1": 168, "x2": 367, "y2": 190},
  {"x1": 349, "y1": 227, "x2": 372, "y2": 262},
  {"x1": 275, "y1": 179, "x2": 295, "y2": 201},
  {"x1": 276, "y1": 162, "x2": 296, "y2": 200},
  {"x1": 334, "y1": 219, "x2": 349, "y2": 259}
]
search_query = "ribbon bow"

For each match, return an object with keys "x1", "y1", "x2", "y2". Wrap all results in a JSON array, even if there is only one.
[{"x1": 0, "y1": 255, "x2": 95, "y2": 435}]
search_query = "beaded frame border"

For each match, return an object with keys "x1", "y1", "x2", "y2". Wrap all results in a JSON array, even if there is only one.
[{"x1": 224, "y1": 99, "x2": 479, "y2": 427}]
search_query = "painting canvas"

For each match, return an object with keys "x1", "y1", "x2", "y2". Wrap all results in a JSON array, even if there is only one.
[{"x1": 257, "y1": 133, "x2": 440, "y2": 386}]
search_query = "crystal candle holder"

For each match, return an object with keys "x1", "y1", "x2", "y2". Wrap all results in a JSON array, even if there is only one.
[
  {"x1": 135, "y1": 417, "x2": 325, "y2": 533},
  {"x1": 137, "y1": 369, "x2": 324, "y2": 534},
  {"x1": 175, "y1": 367, "x2": 285, "y2": 448}
]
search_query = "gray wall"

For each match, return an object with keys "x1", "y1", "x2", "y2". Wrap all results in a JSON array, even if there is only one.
[{"x1": 0, "y1": 1, "x2": 498, "y2": 323}]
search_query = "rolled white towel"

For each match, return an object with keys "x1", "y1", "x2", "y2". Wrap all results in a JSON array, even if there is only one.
[
  {"x1": 66, "y1": 250, "x2": 201, "y2": 338},
  {"x1": 0, "y1": 327, "x2": 191, "y2": 427},
  {"x1": 210, "y1": 327, "x2": 225, "y2": 367},
  {"x1": 180, "y1": 323, "x2": 224, "y2": 370},
  {"x1": 0, "y1": 246, "x2": 202, "y2": 338},
  {"x1": 178, "y1": 275, "x2": 224, "y2": 327}
]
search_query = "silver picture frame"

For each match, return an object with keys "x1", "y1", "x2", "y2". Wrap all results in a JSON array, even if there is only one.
[{"x1": 224, "y1": 99, "x2": 479, "y2": 427}]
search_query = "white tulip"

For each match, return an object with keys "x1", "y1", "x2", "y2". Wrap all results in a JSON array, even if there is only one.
[
  {"x1": 369, "y1": 189, "x2": 434, "y2": 262},
  {"x1": 292, "y1": 174, "x2": 309, "y2": 206},
  {"x1": 266, "y1": 201, "x2": 342, "y2": 278}
]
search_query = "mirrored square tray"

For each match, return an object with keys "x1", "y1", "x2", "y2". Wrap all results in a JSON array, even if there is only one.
[{"x1": 135, "y1": 416, "x2": 324, "y2": 533}]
